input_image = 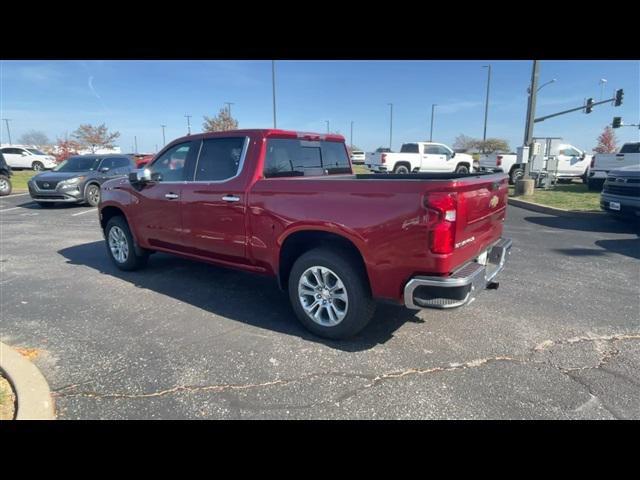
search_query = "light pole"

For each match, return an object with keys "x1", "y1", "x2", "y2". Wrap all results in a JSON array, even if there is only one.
[
  {"x1": 185, "y1": 114, "x2": 192, "y2": 135},
  {"x1": 134, "y1": 136, "x2": 138, "y2": 153},
  {"x1": 482, "y1": 65, "x2": 491, "y2": 145},
  {"x1": 599, "y1": 78, "x2": 608, "y2": 101},
  {"x1": 388, "y1": 103, "x2": 393, "y2": 150},
  {"x1": 326, "y1": 121, "x2": 330, "y2": 133},
  {"x1": 350, "y1": 121, "x2": 354, "y2": 149},
  {"x1": 161, "y1": 125, "x2": 166, "y2": 146},
  {"x1": 430, "y1": 104, "x2": 437, "y2": 142},
  {"x1": 272, "y1": 60, "x2": 277, "y2": 128},
  {"x1": 2, "y1": 119, "x2": 12, "y2": 145},
  {"x1": 224, "y1": 102, "x2": 235, "y2": 118}
]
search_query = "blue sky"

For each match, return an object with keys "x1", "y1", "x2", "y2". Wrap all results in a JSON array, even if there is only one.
[{"x1": 1, "y1": 60, "x2": 638, "y2": 153}]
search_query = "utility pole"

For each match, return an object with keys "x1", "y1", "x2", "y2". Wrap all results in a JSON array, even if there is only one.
[
  {"x1": 350, "y1": 121, "x2": 354, "y2": 150},
  {"x1": 185, "y1": 114, "x2": 192, "y2": 135},
  {"x1": 326, "y1": 120, "x2": 330, "y2": 133},
  {"x1": 523, "y1": 60, "x2": 540, "y2": 177},
  {"x1": 2, "y1": 119, "x2": 12, "y2": 145},
  {"x1": 134, "y1": 136, "x2": 138, "y2": 153},
  {"x1": 272, "y1": 60, "x2": 277, "y2": 128},
  {"x1": 224, "y1": 102, "x2": 234, "y2": 118},
  {"x1": 161, "y1": 125, "x2": 166, "y2": 146},
  {"x1": 430, "y1": 104, "x2": 437, "y2": 142},
  {"x1": 388, "y1": 103, "x2": 393, "y2": 150},
  {"x1": 482, "y1": 64, "x2": 492, "y2": 144}
]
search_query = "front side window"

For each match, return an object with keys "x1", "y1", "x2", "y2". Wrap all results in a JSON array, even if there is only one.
[
  {"x1": 424, "y1": 146, "x2": 441, "y2": 155},
  {"x1": 264, "y1": 139, "x2": 350, "y2": 177},
  {"x1": 148, "y1": 143, "x2": 191, "y2": 182},
  {"x1": 560, "y1": 147, "x2": 580, "y2": 157},
  {"x1": 194, "y1": 137, "x2": 246, "y2": 181},
  {"x1": 26, "y1": 148, "x2": 45, "y2": 155}
]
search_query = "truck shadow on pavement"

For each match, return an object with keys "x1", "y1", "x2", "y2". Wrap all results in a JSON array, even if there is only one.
[
  {"x1": 524, "y1": 215, "x2": 640, "y2": 260},
  {"x1": 58, "y1": 242, "x2": 422, "y2": 352}
]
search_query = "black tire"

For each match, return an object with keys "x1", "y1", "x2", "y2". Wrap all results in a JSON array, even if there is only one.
[
  {"x1": 32, "y1": 161, "x2": 44, "y2": 171},
  {"x1": 509, "y1": 168, "x2": 524, "y2": 185},
  {"x1": 455, "y1": 164, "x2": 470, "y2": 174},
  {"x1": 104, "y1": 216, "x2": 149, "y2": 271},
  {"x1": 0, "y1": 175, "x2": 12, "y2": 196},
  {"x1": 288, "y1": 247, "x2": 376, "y2": 340},
  {"x1": 393, "y1": 164, "x2": 410, "y2": 174},
  {"x1": 85, "y1": 183, "x2": 101, "y2": 207},
  {"x1": 37, "y1": 202, "x2": 56, "y2": 208},
  {"x1": 587, "y1": 179, "x2": 603, "y2": 191}
]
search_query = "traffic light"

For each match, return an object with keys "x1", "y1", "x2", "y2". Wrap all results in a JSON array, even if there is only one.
[
  {"x1": 612, "y1": 117, "x2": 622, "y2": 128},
  {"x1": 585, "y1": 98, "x2": 594, "y2": 114},
  {"x1": 614, "y1": 88, "x2": 624, "y2": 107}
]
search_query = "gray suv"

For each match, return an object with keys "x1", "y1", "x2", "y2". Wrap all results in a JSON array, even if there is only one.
[
  {"x1": 28, "y1": 154, "x2": 134, "y2": 207},
  {"x1": 600, "y1": 165, "x2": 640, "y2": 220}
]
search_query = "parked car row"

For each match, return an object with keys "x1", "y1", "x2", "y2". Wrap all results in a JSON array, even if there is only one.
[{"x1": 588, "y1": 142, "x2": 640, "y2": 191}]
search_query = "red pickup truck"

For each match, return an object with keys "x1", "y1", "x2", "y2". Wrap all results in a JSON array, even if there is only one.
[{"x1": 99, "y1": 129, "x2": 511, "y2": 339}]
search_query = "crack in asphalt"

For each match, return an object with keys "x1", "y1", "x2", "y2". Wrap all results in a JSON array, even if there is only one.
[{"x1": 52, "y1": 333, "x2": 640, "y2": 414}]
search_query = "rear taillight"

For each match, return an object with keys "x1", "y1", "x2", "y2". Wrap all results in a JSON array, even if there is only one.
[
  {"x1": 496, "y1": 155, "x2": 502, "y2": 167},
  {"x1": 425, "y1": 192, "x2": 457, "y2": 254},
  {"x1": 590, "y1": 157, "x2": 595, "y2": 168},
  {"x1": 381, "y1": 153, "x2": 387, "y2": 164}
]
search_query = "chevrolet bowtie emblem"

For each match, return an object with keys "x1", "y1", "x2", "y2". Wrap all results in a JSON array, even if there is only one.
[{"x1": 489, "y1": 195, "x2": 499, "y2": 208}]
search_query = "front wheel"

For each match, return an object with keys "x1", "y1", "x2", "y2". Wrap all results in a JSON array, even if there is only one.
[
  {"x1": 288, "y1": 248, "x2": 376, "y2": 340},
  {"x1": 105, "y1": 216, "x2": 149, "y2": 271},
  {"x1": 85, "y1": 184, "x2": 101, "y2": 207},
  {"x1": 0, "y1": 175, "x2": 12, "y2": 196},
  {"x1": 32, "y1": 161, "x2": 44, "y2": 171}
]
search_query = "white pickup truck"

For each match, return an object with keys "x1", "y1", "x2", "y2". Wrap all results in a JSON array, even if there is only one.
[
  {"x1": 479, "y1": 142, "x2": 591, "y2": 184},
  {"x1": 587, "y1": 142, "x2": 640, "y2": 191},
  {"x1": 366, "y1": 142, "x2": 475, "y2": 174}
]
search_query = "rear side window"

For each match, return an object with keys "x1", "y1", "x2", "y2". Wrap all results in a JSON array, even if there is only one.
[
  {"x1": 264, "y1": 139, "x2": 350, "y2": 177},
  {"x1": 620, "y1": 143, "x2": 640, "y2": 154},
  {"x1": 194, "y1": 137, "x2": 246, "y2": 181},
  {"x1": 401, "y1": 143, "x2": 419, "y2": 153}
]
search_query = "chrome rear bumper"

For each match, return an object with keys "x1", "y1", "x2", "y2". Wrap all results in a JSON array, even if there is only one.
[{"x1": 404, "y1": 237, "x2": 512, "y2": 309}]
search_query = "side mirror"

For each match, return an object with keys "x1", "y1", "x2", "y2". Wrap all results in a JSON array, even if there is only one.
[
  {"x1": 581, "y1": 152, "x2": 586, "y2": 160},
  {"x1": 451, "y1": 151, "x2": 456, "y2": 158},
  {"x1": 99, "y1": 167, "x2": 110, "y2": 173},
  {"x1": 128, "y1": 168, "x2": 152, "y2": 185}
]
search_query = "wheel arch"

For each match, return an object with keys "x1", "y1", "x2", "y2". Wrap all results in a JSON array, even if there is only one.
[
  {"x1": 393, "y1": 161, "x2": 412, "y2": 173},
  {"x1": 277, "y1": 229, "x2": 370, "y2": 292}
]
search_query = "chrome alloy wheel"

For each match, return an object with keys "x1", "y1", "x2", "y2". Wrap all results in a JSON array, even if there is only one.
[
  {"x1": 108, "y1": 226, "x2": 129, "y2": 264},
  {"x1": 298, "y1": 266, "x2": 349, "y2": 327},
  {"x1": 0, "y1": 178, "x2": 10, "y2": 193},
  {"x1": 87, "y1": 185, "x2": 100, "y2": 205}
]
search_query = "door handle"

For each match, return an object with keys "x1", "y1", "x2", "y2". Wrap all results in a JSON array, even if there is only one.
[
  {"x1": 165, "y1": 193, "x2": 179, "y2": 199},
  {"x1": 222, "y1": 195, "x2": 240, "y2": 203}
]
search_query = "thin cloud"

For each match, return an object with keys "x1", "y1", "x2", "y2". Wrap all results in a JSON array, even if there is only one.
[{"x1": 88, "y1": 75, "x2": 108, "y2": 112}]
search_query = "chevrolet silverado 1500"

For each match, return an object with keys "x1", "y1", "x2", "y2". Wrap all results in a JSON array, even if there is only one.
[{"x1": 99, "y1": 129, "x2": 511, "y2": 339}]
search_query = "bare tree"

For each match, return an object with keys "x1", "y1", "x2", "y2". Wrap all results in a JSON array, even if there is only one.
[
  {"x1": 202, "y1": 107, "x2": 239, "y2": 132},
  {"x1": 474, "y1": 138, "x2": 510, "y2": 154},
  {"x1": 452, "y1": 134, "x2": 477, "y2": 152},
  {"x1": 18, "y1": 130, "x2": 50, "y2": 147},
  {"x1": 593, "y1": 126, "x2": 618, "y2": 154},
  {"x1": 71, "y1": 123, "x2": 120, "y2": 153}
]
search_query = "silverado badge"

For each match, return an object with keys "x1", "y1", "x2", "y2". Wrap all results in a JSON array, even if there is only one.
[{"x1": 489, "y1": 195, "x2": 499, "y2": 208}]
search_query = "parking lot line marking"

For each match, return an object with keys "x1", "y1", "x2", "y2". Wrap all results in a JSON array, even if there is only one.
[
  {"x1": 5, "y1": 193, "x2": 30, "y2": 197},
  {"x1": 71, "y1": 208, "x2": 98, "y2": 216},
  {"x1": 0, "y1": 207, "x2": 22, "y2": 212}
]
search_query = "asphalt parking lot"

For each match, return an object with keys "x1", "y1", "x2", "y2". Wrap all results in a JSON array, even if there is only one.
[{"x1": 1, "y1": 192, "x2": 639, "y2": 419}]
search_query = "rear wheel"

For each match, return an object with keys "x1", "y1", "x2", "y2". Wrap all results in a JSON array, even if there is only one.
[
  {"x1": 288, "y1": 247, "x2": 376, "y2": 339},
  {"x1": 85, "y1": 184, "x2": 101, "y2": 207},
  {"x1": 393, "y1": 164, "x2": 410, "y2": 174},
  {"x1": 0, "y1": 175, "x2": 12, "y2": 196},
  {"x1": 32, "y1": 161, "x2": 44, "y2": 171},
  {"x1": 105, "y1": 216, "x2": 149, "y2": 271},
  {"x1": 455, "y1": 164, "x2": 470, "y2": 174},
  {"x1": 509, "y1": 168, "x2": 524, "y2": 185}
]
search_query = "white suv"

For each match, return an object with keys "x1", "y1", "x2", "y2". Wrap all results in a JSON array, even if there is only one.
[{"x1": 0, "y1": 146, "x2": 57, "y2": 171}]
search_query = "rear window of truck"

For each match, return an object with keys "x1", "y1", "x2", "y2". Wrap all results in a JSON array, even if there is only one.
[{"x1": 264, "y1": 139, "x2": 351, "y2": 177}]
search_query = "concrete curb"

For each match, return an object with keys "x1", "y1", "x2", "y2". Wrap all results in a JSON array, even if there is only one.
[
  {"x1": 0, "y1": 342, "x2": 55, "y2": 420},
  {"x1": 508, "y1": 197, "x2": 605, "y2": 219}
]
